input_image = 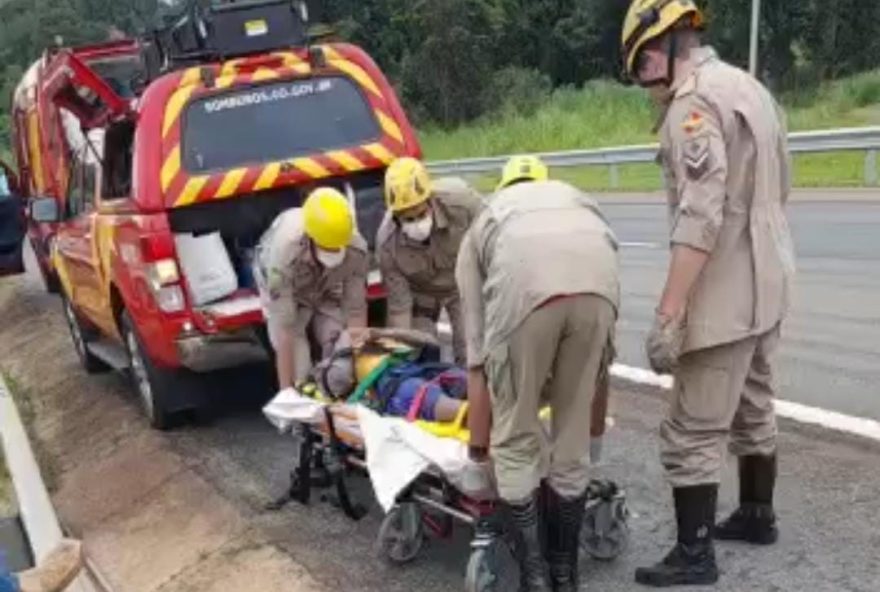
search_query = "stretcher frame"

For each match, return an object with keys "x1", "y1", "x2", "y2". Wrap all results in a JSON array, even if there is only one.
[{"x1": 267, "y1": 403, "x2": 630, "y2": 591}]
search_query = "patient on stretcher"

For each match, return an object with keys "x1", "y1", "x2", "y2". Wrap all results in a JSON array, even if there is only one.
[{"x1": 301, "y1": 328, "x2": 469, "y2": 424}]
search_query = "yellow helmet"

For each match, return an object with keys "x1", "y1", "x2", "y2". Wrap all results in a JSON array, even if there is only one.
[
  {"x1": 497, "y1": 155, "x2": 549, "y2": 190},
  {"x1": 384, "y1": 157, "x2": 433, "y2": 213},
  {"x1": 302, "y1": 187, "x2": 354, "y2": 250},
  {"x1": 621, "y1": 0, "x2": 704, "y2": 81}
]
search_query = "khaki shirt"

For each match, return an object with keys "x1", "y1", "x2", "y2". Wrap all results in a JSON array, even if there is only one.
[
  {"x1": 456, "y1": 180, "x2": 620, "y2": 368},
  {"x1": 257, "y1": 208, "x2": 368, "y2": 335},
  {"x1": 658, "y1": 47, "x2": 796, "y2": 353},
  {"x1": 376, "y1": 177, "x2": 482, "y2": 323}
]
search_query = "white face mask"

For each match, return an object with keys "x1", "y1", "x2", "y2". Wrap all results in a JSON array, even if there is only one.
[
  {"x1": 316, "y1": 247, "x2": 346, "y2": 269},
  {"x1": 402, "y1": 214, "x2": 434, "y2": 242}
]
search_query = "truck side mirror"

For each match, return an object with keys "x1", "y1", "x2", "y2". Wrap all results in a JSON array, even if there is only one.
[{"x1": 29, "y1": 198, "x2": 60, "y2": 223}]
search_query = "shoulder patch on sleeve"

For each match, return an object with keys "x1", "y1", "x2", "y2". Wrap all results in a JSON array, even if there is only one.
[
  {"x1": 683, "y1": 136, "x2": 712, "y2": 180},
  {"x1": 681, "y1": 109, "x2": 706, "y2": 136}
]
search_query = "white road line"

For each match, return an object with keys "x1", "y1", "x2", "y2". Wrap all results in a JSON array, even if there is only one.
[
  {"x1": 437, "y1": 323, "x2": 880, "y2": 442},
  {"x1": 612, "y1": 363, "x2": 880, "y2": 443},
  {"x1": 620, "y1": 241, "x2": 662, "y2": 249},
  {"x1": 610, "y1": 363, "x2": 673, "y2": 390}
]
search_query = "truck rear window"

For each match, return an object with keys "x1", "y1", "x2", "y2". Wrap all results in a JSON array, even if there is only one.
[{"x1": 182, "y1": 76, "x2": 381, "y2": 173}]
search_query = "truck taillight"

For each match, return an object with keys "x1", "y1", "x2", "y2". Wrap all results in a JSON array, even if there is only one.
[
  {"x1": 140, "y1": 234, "x2": 175, "y2": 262},
  {"x1": 155, "y1": 285, "x2": 186, "y2": 314},
  {"x1": 147, "y1": 258, "x2": 185, "y2": 313},
  {"x1": 147, "y1": 259, "x2": 180, "y2": 291}
]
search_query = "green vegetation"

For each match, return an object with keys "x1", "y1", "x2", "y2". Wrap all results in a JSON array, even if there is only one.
[
  {"x1": 0, "y1": 373, "x2": 16, "y2": 516},
  {"x1": 0, "y1": 1, "x2": 878, "y2": 188},
  {"x1": 421, "y1": 72, "x2": 880, "y2": 191},
  {"x1": 0, "y1": 452, "x2": 14, "y2": 517}
]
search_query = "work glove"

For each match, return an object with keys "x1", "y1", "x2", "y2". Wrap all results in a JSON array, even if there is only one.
[
  {"x1": 347, "y1": 326, "x2": 372, "y2": 349},
  {"x1": 645, "y1": 312, "x2": 686, "y2": 375}
]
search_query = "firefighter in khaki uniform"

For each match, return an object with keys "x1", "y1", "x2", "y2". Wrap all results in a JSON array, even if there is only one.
[
  {"x1": 457, "y1": 156, "x2": 619, "y2": 592},
  {"x1": 622, "y1": 0, "x2": 796, "y2": 587},
  {"x1": 377, "y1": 157, "x2": 482, "y2": 364},
  {"x1": 255, "y1": 188, "x2": 368, "y2": 390}
]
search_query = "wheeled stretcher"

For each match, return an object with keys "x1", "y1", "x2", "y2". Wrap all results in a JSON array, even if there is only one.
[{"x1": 263, "y1": 379, "x2": 630, "y2": 592}]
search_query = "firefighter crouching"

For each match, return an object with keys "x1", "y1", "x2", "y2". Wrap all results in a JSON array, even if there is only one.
[
  {"x1": 622, "y1": 0, "x2": 795, "y2": 586},
  {"x1": 377, "y1": 157, "x2": 483, "y2": 365},
  {"x1": 254, "y1": 187, "x2": 369, "y2": 390},
  {"x1": 458, "y1": 156, "x2": 620, "y2": 592}
]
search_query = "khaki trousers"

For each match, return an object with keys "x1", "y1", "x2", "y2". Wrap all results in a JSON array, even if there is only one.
[
  {"x1": 486, "y1": 294, "x2": 616, "y2": 503},
  {"x1": 661, "y1": 327, "x2": 780, "y2": 487}
]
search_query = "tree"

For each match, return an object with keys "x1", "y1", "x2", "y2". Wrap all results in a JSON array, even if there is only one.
[{"x1": 399, "y1": 0, "x2": 495, "y2": 126}]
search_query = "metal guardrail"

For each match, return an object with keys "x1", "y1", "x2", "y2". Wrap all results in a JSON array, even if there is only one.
[{"x1": 427, "y1": 126, "x2": 880, "y2": 187}]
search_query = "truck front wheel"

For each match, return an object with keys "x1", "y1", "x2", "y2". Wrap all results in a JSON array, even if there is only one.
[{"x1": 120, "y1": 312, "x2": 178, "y2": 430}]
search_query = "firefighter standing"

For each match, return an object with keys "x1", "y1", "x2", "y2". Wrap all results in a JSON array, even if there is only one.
[
  {"x1": 622, "y1": 0, "x2": 795, "y2": 586},
  {"x1": 255, "y1": 187, "x2": 368, "y2": 389},
  {"x1": 457, "y1": 156, "x2": 619, "y2": 591},
  {"x1": 377, "y1": 157, "x2": 482, "y2": 364}
]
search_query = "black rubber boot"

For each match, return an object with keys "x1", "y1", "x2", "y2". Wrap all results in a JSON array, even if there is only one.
[
  {"x1": 635, "y1": 485, "x2": 720, "y2": 587},
  {"x1": 716, "y1": 454, "x2": 779, "y2": 545},
  {"x1": 545, "y1": 487, "x2": 586, "y2": 592},
  {"x1": 510, "y1": 495, "x2": 551, "y2": 592}
]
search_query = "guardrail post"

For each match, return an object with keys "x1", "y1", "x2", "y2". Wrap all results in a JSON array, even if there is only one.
[
  {"x1": 865, "y1": 150, "x2": 878, "y2": 186},
  {"x1": 609, "y1": 164, "x2": 620, "y2": 190}
]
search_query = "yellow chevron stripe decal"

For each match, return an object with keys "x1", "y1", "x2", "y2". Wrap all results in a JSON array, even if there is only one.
[
  {"x1": 293, "y1": 158, "x2": 331, "y2": 179},
  {"x1": 216, "y1": 168, "x2": 248, "y2": 199},
  {"x1": 175, "y1": 176, "x2": 209, "y2": 207},
  {"x1": 163, "y1": 86, "x2": 196, "y2": 137},
  {"x1": 291, "y1": 62, "x2": 311, "y2": 75},
  {"x1": 180, "y1": 67, "x2": 201, "y2": 87},
  {"x1": 216, "y1": 74, "x2": 237, "y2": 89},
  {"x1": 251, "y1": 68, "x2": 280, "y2": 82},
  {"x1": 254, "y1": 163, "x2": 282, "y2": 191},
  {"x1": 363, "y1": 143, "x2": 395, "y2": 164},
  {"x1": 274, "y1": 52, "x2": 312, "y2": 75},
  {"x1": 375, "y1": 110, "x2": 404, "y2": 144},
  {"x1": 323, "y1": 47, "x2": 382, "y2": 98},
  {"x1": 220, "y1": 59, "x2": 244, "y2": 77},
  {"x1": 161, "y1": 146, "x2": 181, "y2": 192},
  {"x1": 327, "y1": 150, "x2": 365, "y2": 172}
]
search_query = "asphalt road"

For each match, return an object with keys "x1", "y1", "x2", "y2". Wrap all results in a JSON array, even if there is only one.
[
  {"x1": 1, "y1": 197, "x2": 879, "y2": 592},
  {"x1": 599, "y1": 198, "x2": 880, "y2": 421}
]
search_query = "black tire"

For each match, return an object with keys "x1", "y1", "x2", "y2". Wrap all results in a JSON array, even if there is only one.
[
  {"x1": 120, "y1": 311, "x2": 177, "y2": 430},
  {"x1": 33, "y1": 238, "x2": 60, "y2": 294},
  {"x1": 61, "y1": 295, "x2": 109, "y2": 374},
  {"x1": 375, "y1": 502, "x2": 424, "y2": 565},
  {"x1": 44, "y1": 270, "x2": 61, "y2": 295},
  {"x1": 581, "y1": 495, "x2": 630, "y2": 561},
  {"x1": 464, "y1": 539, "x2": 520, "y2": 592}
]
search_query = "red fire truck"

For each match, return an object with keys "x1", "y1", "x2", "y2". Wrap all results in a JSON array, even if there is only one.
[{"x1": 25, "y1": 0, "x2": 421, "y2": 428}]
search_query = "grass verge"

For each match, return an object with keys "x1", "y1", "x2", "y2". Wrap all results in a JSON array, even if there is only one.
[
  {"x1": 0, "y1": 371, "x2": 59, "y2": 495},
  {"x1": 420, "y1": 71, "x2": 880, "y2": 190}
]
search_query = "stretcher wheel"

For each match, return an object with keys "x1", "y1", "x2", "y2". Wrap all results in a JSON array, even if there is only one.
[
  {"x1": 580, "y1": 490, "x2": 630, "y2": 561},
  {"x1": 464, "y1": 539, "x2": 519, "y2": 592},
  {"x1": 376, "y1": 502, "x2": 424, "y2": 565}
]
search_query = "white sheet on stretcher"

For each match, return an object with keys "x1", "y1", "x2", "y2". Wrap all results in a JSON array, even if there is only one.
[{"x1": 263, "y1": 388, "x2": 495, "y2": 512}]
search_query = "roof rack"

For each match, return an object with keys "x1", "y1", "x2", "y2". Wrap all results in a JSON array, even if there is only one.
[{"x1": 141, "y1": 0, "x2": 311, "y2": 81}]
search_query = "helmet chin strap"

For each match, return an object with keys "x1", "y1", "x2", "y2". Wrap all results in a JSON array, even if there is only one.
[
  {"x1": 666, "y1": 30, "x2": 679, "y2": 87},
  {"x1": 638, "y1": 30, "x2": 679, "y2": 90}
]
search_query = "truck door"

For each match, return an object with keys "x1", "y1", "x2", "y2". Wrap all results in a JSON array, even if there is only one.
[
  {"x1": 0, "y1": 163, "x2": 26, "y2": 277},
  {"x1": 56, "y1": 154, "x2": 103, "y2": 323}
]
